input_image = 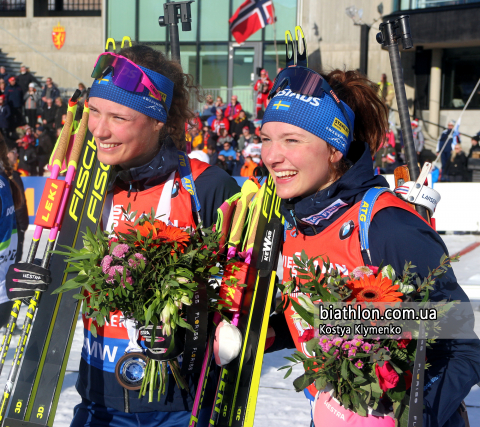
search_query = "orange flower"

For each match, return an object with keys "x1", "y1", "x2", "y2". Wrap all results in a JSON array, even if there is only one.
[
  {"x1": 135, "y1": 220, "x2": 190, "y2": 252},
  {"x1": 346, "y1": 274, "x2": 403, "y2": 303}
]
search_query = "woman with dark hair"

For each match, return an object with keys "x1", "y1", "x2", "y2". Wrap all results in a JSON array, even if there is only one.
[
  {"x1": 5, "y1": 44, "x2": 239, "y2": 427},
  {"x1": 259, "y1": 68, "x2": 480, "y2": 426},
  {"x1": 0, "y1": 133, "x2": 24, "y2": 328}
]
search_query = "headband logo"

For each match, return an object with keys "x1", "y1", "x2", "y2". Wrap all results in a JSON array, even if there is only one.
[
  {"x1": 148, "y1": 91, "x2": 168, "y2": 103},
  {"x1": 332, "y1": 118, "x2": 349, "y2": 137},
  {"x1": 273, "y1": 100, "x2": 291, "y2": 111}
]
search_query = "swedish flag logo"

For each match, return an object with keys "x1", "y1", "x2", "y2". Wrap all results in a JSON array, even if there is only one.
[
  {"x1": 96, "y1": 77, "x2": 110, "y2": 85},
  {"x1": 273, "y1": 100, "x2": 291, "y2": 111}
]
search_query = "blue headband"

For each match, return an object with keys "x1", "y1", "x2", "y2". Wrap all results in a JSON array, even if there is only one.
[
  {"x1": 89, "y1": 64, "x2": 174, "y2": 123},
  {"x1": 262, "y1": 87, "x2": 355, "y2": 156}
]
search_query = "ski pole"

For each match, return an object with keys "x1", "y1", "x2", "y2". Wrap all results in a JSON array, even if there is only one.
[
  {"x1": 433, "y1": 76, "x2": 480, "y2": 165},
  {"x1": 377, "y1": 16, "x2": 428, "y2": 222},
  {"x1": 377, "y1": 17, "x2": 427, "y2": 427},
  {"x1": 0, "y1": 90, "x2": 81, "y2": 377},
  {"x1": 0, "y1": 90, "x2": 87, "y2": 422}
]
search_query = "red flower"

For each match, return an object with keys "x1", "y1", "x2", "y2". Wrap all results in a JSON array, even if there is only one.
[
  {"x1": 367, "y1": 264, "x2": 379, "y2": 275},
  {"x1": 397, "y1": 331, "x2": 412, "y2": 349},
  {"x1": 404, "y1": 370, "x2": 412, "y2": 390},
  {"x1": 375, "y1": 361, "x2": 399, "y2": 392},
  {"x1": 298, "y1": 329, "x2": 315, "y2": 343},
  {"x1": 135, "y1": 220, "x2": 190, "y2": 253}
]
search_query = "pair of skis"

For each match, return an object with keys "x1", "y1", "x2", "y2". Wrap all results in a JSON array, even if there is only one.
[{"x1": 190, "y1": 175, "x2": 284, "y2": 427}]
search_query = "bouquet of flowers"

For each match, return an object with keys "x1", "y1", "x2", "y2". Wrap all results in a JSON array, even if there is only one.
[
  {"x1": 278, "y1": 251, "x2": 459, "y2": 427},
  {"x1": 53, "y1": 209, "x2": 224, "y2": 402}
]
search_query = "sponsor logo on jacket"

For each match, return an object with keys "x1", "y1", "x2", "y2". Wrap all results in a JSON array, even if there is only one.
[{"x1": 302, "y1": 199, "x2": 348, "y2": 225}]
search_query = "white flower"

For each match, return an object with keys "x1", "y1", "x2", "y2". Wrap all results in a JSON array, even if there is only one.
[{"x1": 381, "y1": 265, "x2": 396, "y2": 281}]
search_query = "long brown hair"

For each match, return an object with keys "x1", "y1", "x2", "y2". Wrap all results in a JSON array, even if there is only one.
[
  {"x1": 320, "y1": 69, "x2": 389, "y2": 180},
  {"x1": 118, "y1": 44, "x2": 199, "y2": 149},
  {"x1": 0, "y1": 135, "x2": 24, "y2": 210}
]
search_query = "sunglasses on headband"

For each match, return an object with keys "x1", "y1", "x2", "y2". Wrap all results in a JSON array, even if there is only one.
[
  {"x1": 91, "y1": 52, "x2": 168, "y2": 112},
  {"x1": 268, "y1": 66, "x2": 353, "y2": 136}
]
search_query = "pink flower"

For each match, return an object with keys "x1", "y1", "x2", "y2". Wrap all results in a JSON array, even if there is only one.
[
  {"x1": 319, "y1": 335, "x2": 329, "y2": 345},
  {"x1": 366, "y1": 265, "x2": 379, "y2": 275},
  {"x1": 298, "y1": 329, "x2": 315, "y2": 343},
  {"x1": 362, "y1": 342, "x2": 373, "y2": 353},
  {"x1": 351, "y1": 338, "x2": 363, "y2": 348},
  {"x1": 120, "y1": 275, "x2": 134, "y2": 288},
  {"x1": 134, "y1": 253, "x2": 146, "y2": 260},
  {"x1": 355, "y1": 360, "x2": 364, "y2": 369},
  {"x1": 101, "y1": 255, "x2": 113, "y2": 274},
  {"x1": 352, "y1": 266, "x2": 374, "y2": 279},
  {"x1": 384, "y1": 346, "x2": 390, "y2": 353},
  {"x1": 112, "y1": 243, "x2": 129, "y2": 258},
  {"x1": 332, "y1": 337, "x2": 344, "y2": 346},
  {"x1": 375, "y1": 361, "x2": 399, "y2": 392},
  {"x1": 342, "y1": 341, "x2": 352, "y2": 351},
  {"x1": 348, "y1": 347, "x2": 357, "y2": 357},
  {"x1": 321, "y1": 341, "x2": 333, "y2": 352},
  {"x1": 106, "y1": 266, "x2": 132, "y2": 284}
]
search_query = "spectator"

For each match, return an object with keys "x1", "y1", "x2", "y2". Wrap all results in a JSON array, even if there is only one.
[
  {"x1": 468, "y1": 135, "x2": 480, "y2": 158},
  {"x1": 255, "y1": 83, "x2": 270, "y2": 119},
  {"x1": 231, "y1": 151, "x2": 244, "y2": 176},
  {"x1": 374, "y1": 137, "x2": 394, "y2": 170},
  {"x1": 219, "y1": 141, "x2": 236, "y2": 159},
  {"x1": 16, "y1": 65, "x2": 39, "y2": 95},
  {"x1": 0, "y1": 95, "x2": 11, "y2": 137},
  {"x1": 445, "y1": 143, "x2": 468, "y2": 182},
  {"x1": 185, "y1": 110, "x2": 203, "y2": 133},
  {"x1": 202, "y1": 125, "x2": 215, "y2": 150},
  {"x1": 254, "y1": 69, "x2": 273, "y2": 93},
  {"x1": 54, "y1": 97, "x2": 67, "y2": 131},
  {"x1": 225, "y1": 95, "x2": 242, "y2": 121},
  {"x1": 188, "y1": 138, "x2": 210, "y2": 163},
  {"x1": 243, "y1": 134, "x2": 262, "y2": 163},
  {"x1": 216, "y1": 154, "x2": 228, "y2": 172},
  {"x1": 0, "y1": 66, "x2": 10, "y2": 82},
  {"x1": 5, "y1": 76, "x2": 24, "y2": 129},
  {"x1": 78, "y1": 82, "x2": 87, "y2": 98},
  {"x1": 384, "y1": 152, "x2": 402, "y2": 174},
  {"x1": 35, "y1": 126, "x2": 53, "y2": 175},
  {"x1": 0, "y1": 79, "x2": 6, "y2": 96},
  {"x1": 240, "y1": 155, "x2": 257, "y2": 177},
  {"x1": 217, "y1": 126, "x2": 234, "y2": 152},
  {"x1": 212, "y1": 109, "x2": 230, "y2": 135},
  {"x1": 17, "y1": 136, "x2": 37, "y2": 176},
  {"x1": 41, "y1": 77, "x2": 60, "y2": 107},
  {"x1": 237, "y1": 125, "x2": 254, "y2": 152},
  {"x1": 201, "y1": 94, "x2": 215, "y2": 121},
  {"x1": 436, "y1": 120, "x2": 457, "y2": 179},
  {"x1": 24, "y1": 83, "x2": 40, "y2": 127},
  {"x1": 411, "y1": 120, "x2": 424, "y2": 154},
  {"x1": 6, "y1": 145, "x2": 29, "y2": 262},
  {"x1": 206, "y1": 142, "x2": 218, "y2": 166},
  {"x1": 231, "y1": 110, "x2": 253, "y2": 140},
  {"x1": 42, "y1": 98, "x2": 56, "y2": 133},
  {"x1": 186, "y1": 126, "x2": 203, "y2": 152},
  {"x1": 214, "y1": 96, "x2": 225, "y2": 111}
]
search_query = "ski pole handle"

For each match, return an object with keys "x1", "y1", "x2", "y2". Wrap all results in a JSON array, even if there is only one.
[{"x1": 69, "y1": 101, "x2": 90, "y2": 168}]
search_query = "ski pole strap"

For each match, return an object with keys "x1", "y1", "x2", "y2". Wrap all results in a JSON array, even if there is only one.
[
  {"x1": 182, "y1": 281, "x2": 209, "y2": 376},
  {"x1": 178, "y1": 151, "x2": 202, "y2": 216},
  {"x1": 358, "y1": 187, "x2": 392, "y2": 264}
]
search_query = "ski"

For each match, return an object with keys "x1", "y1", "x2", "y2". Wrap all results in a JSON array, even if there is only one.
[
  {"x1": 216, "y1": 175, "x2": 284, "y2": 427},
  {"x1": 3, "y1": 129, "x2": 111, "y2": 427}
]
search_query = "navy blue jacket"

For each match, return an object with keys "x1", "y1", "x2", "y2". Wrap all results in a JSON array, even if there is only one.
[
  {"x1": 5, "y1": 84, "x2": 23, "y2": 109},
  {"x1": 269, "y1": 141, "x2": 480, "y2": 427},
  {"x1": 0, "y1": 104, "x2": 11, "y2": 128},
  {"x1": 76, "y1": 137, "x2": 240, "y2": 413}
]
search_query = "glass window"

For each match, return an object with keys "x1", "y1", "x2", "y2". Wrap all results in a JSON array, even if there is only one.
[
  {"x1": 265, "y1": 0, "x2": 296, "y2": 41},
  {"x1": 139, "y1": 0, "x2": 166, "y2": 42},
  {"x1": 263, "y1": 43, "x2": 285, "y2": 79},
  {"x1": 199, "y1": 44, "x2": 228, "y2": 88},
  {"x1": 180, "y1": 45, "x2": 198, "y2": 82},
  {"x1": 231, "y1": 0, "x2": 261, "y2": 41},
  {"x1": 442, "y1": 47, "x2": 480, "y2": 109},
  {"x1": 107, "y1": 0, "x2": 135, "y2": 41},
  {"x1": 200, "y1": 0, "x2": 229, "y2": 41}
]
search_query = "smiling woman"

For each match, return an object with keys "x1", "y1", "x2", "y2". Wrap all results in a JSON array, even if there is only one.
[
  {"x1": 4, "y1": 44, "x2": 240, "y2": 427},
  {"x1": 262, "y1": 67, "x2": 480, "y2": 427}
]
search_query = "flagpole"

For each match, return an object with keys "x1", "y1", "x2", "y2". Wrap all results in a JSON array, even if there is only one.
[{"x1": 272, "y1": 3, "x2": 279, "y2": 71}]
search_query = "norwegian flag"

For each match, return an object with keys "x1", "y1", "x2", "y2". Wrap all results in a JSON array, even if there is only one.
[{"x1": 229, "y1": 0, "x2": 275, "y2": 44}]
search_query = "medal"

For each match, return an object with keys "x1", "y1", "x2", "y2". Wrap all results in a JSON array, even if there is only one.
[{"x1": 115, "y1": 352, "x2": 148, "y2": 390}]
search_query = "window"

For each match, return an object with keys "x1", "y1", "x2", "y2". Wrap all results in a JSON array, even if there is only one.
[
  {"x1": 265, "y1": 0, "x2": 297, "y2": 41},
  {"x1": 200, "y1": 0, "x2": 229, "y2": 41},
  {"x1": 139, "y1": 0, "x2": 166, "y2": 42},
  {"x1": 35, "y1": 0, "x2": 101, "y2": 16},
  {"x1": 442, "y1": 47, "x2": 480, "y2": 109},
  {"x1": 107, "y1": 0, "x2": 135, "y2": 43},
  {"x1": 263, "y1": 44, "x2": 286, "y2": 79},
  {"x1": 199, "y1": 44, "x2": 228, "y2": 88},
  {"x1": 0, "y1": 0, "x2": 25, "y2": 16}
]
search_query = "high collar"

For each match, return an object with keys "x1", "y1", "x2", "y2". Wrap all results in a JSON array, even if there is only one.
[
  {"x1": 109, "y1": 136, "x2": 179, "y2": 193},
  {"x1": 281, "y1": 141, "x2": 389, "y2": 236}
]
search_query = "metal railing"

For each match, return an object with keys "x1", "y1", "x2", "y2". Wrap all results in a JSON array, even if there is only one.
[{"x1": 394, "y1": 0, "x2": 480, "y2": 11}]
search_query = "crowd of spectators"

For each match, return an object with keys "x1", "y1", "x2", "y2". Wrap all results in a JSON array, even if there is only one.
[
  {"x1": 0, "y1": 64, "x2": 88, "y2": 177},
  {"x1": 187, "y1": 92, "x2": 264, "y2": 177}
]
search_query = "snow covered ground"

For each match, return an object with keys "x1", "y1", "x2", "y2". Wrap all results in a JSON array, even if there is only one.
[{"x1": 1, "y1": 232, "x2": 479, "y2": 426}]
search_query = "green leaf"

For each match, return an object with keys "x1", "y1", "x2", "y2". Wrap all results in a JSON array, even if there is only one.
[
  {"x1": 350, "y1": 361, "x2": 364, "y2": 377},
  {"x1": 315, "y1": 376, "x2": 327, "y2": 391},
  {"x1": 293, "y1": 373, "x2": 314, "y2": 392},
  {"x1": 283, "y1": 367, "x2": 293, "y2": 379},
  {"x1": 90, "y1": 323, "x2": 97, "y2": 338},
  {"x1": 289, "y1": 298, "x2": 314, "y2": 327},
  {"x1": 341, "y1": 358, "x2": 349, "y2": 380}
]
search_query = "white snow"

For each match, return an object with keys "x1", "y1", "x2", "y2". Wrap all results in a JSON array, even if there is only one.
[{"x1": 1, "y1": 232, "x2": 479, "y2": 426}]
